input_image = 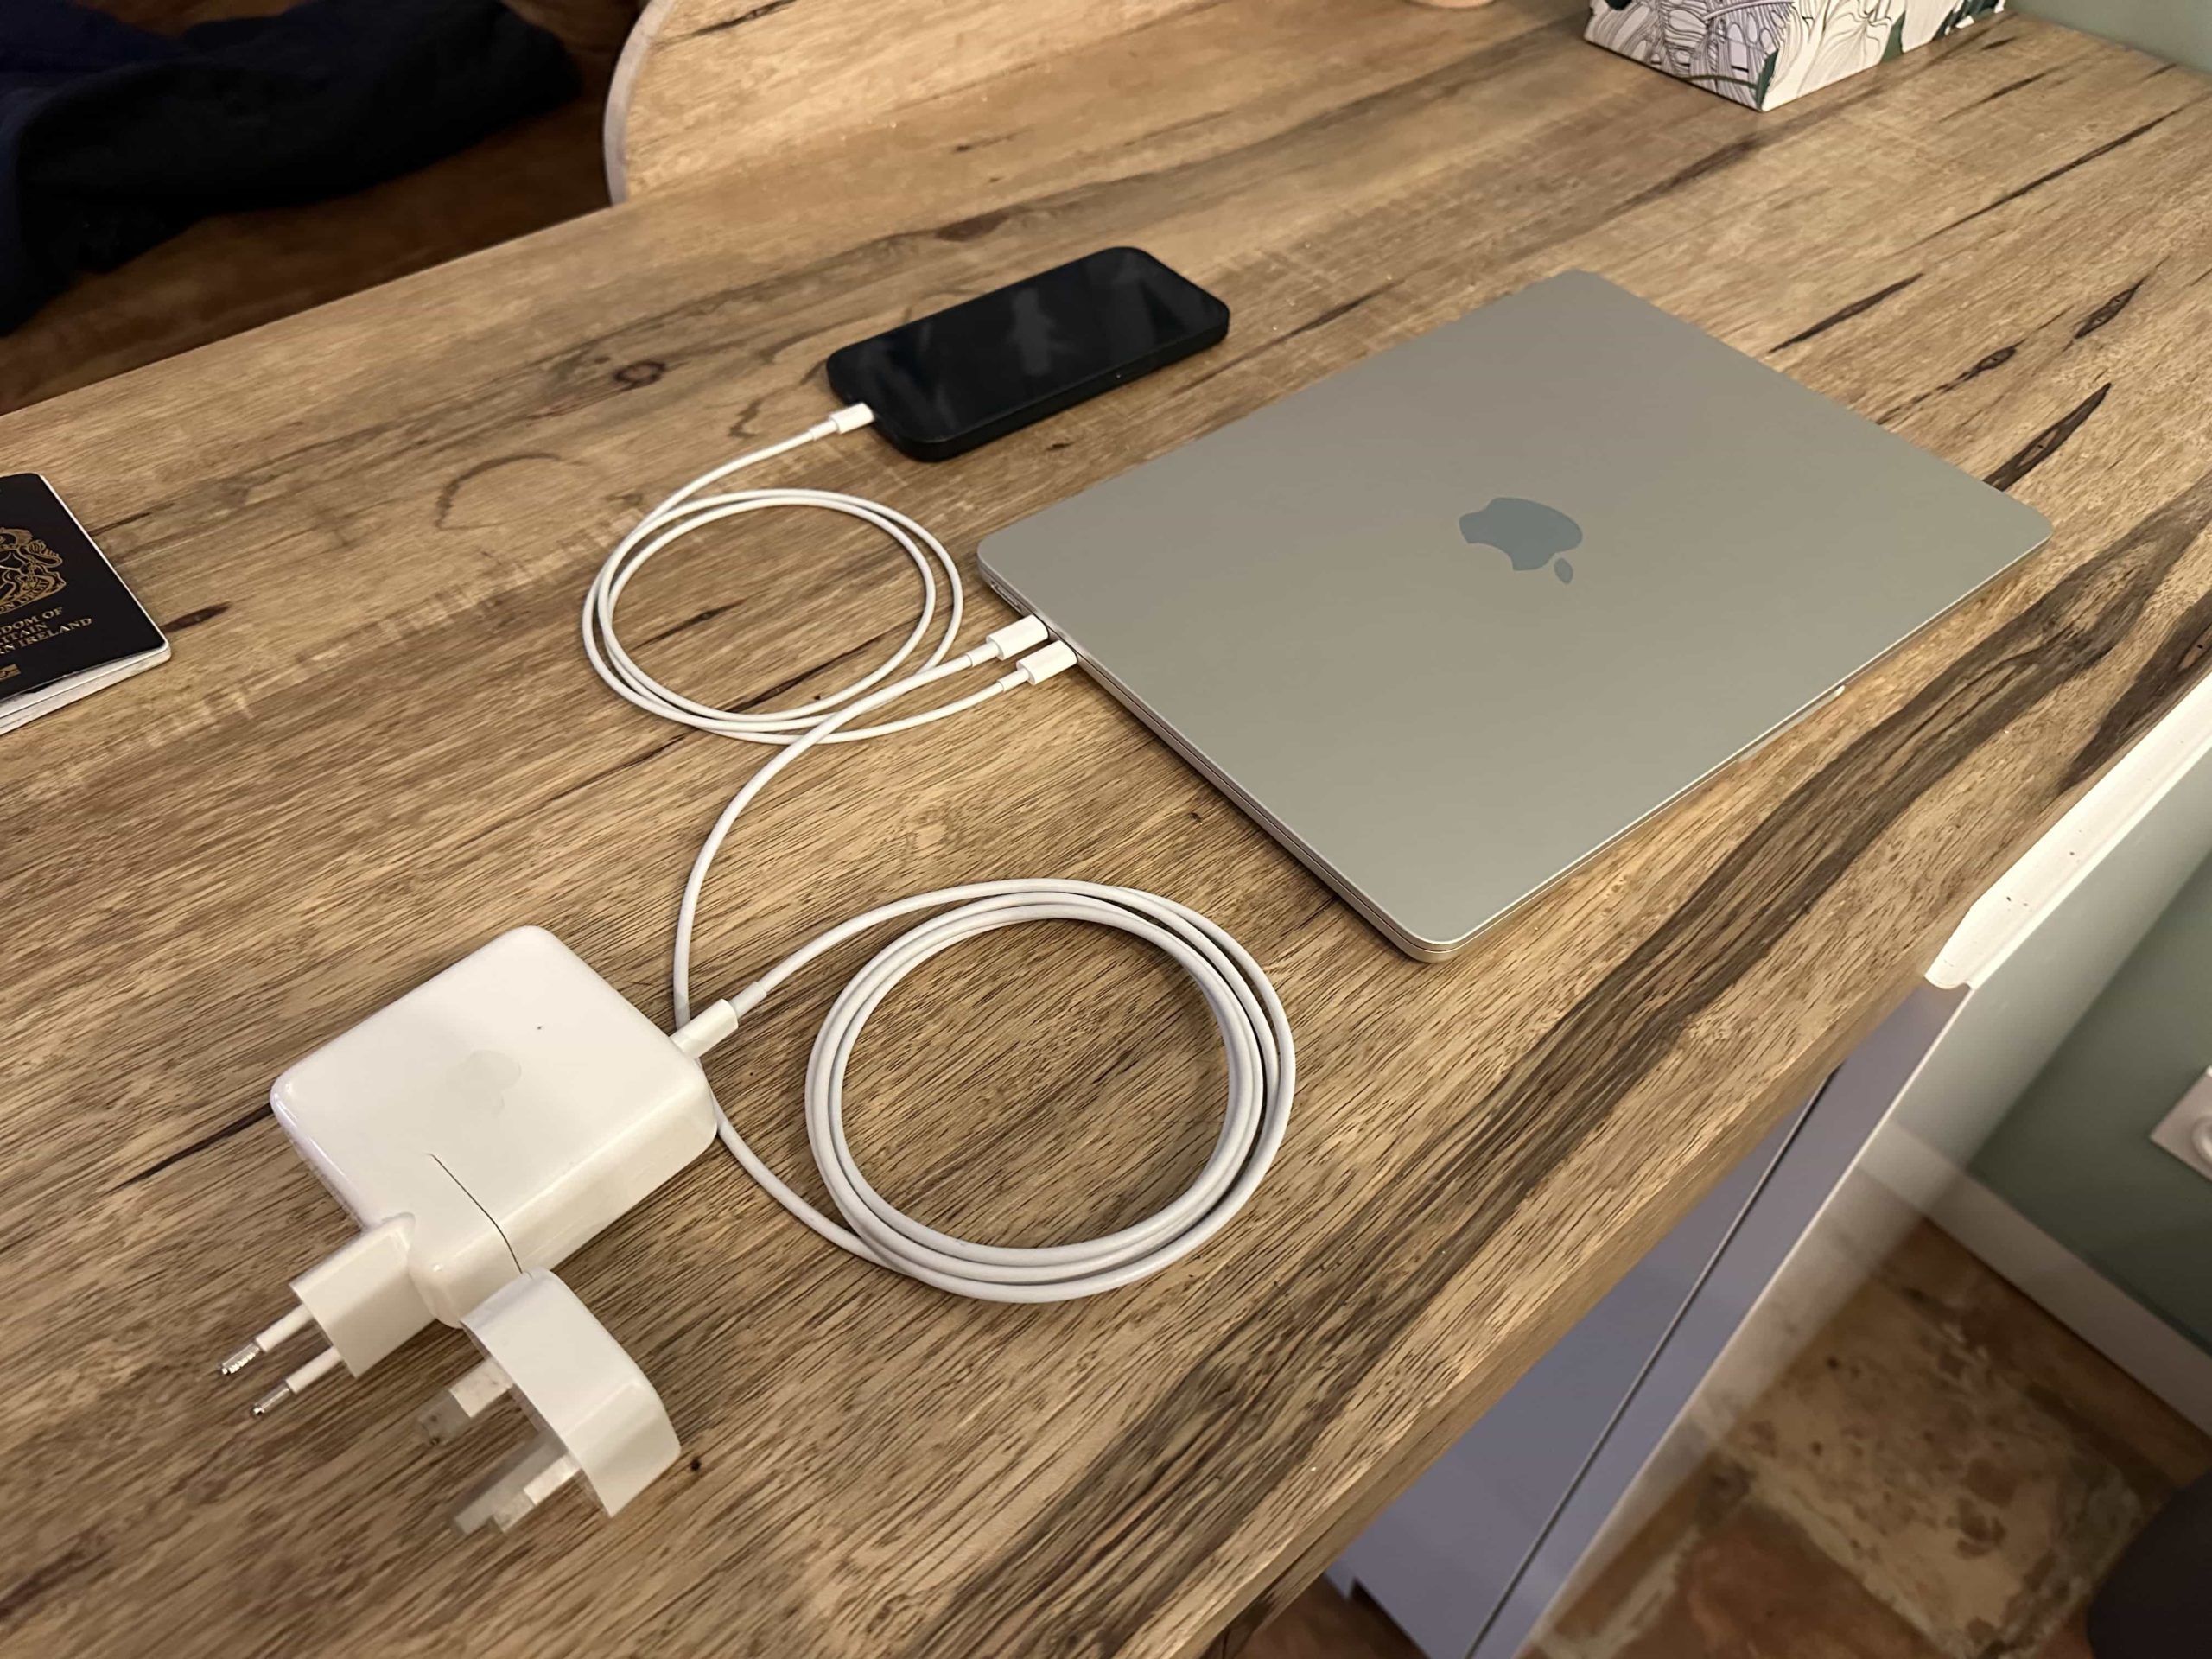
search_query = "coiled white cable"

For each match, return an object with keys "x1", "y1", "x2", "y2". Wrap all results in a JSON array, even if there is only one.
[
  {"x1": 670, "y1": 626, "x2": 1063, "y2": 1027},
  {"x1": 595, "y1": 409, "x2": 1296, "y2": 1301},
  {"x1": 675, "y1": 881, "x2": 1294, "y2": 1302},
  {"x1": 582, "y1": 404, "x2": 981, "y2": 745}
]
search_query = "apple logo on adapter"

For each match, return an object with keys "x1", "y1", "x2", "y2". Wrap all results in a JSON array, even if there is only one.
[{"x1": 1459, "y1": 498, "x2": 1582, "y2": 584}]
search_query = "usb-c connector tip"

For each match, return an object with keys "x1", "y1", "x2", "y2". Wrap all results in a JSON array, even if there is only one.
[
  {"x1": 1014, "y1": 641, "x2": 1079, "y2": 686},
  {"x1": 984, "y1": 615, "x2": 1051, "y2": 660}
]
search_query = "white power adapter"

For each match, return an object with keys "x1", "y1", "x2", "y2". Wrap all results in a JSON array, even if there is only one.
[{"x1": 219, "y1": 927, "x2": 716, "y2": 1414}]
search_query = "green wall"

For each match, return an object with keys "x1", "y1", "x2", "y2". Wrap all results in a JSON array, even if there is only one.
[
  {"x1": 1973, "y1": 849, "x2": 2212, "y2": 1353},
  {"x1": 2018, "y1": 0, "x2": 2212, "y2": 71},
  {"x1": 1968, "y1": 0, "x2": 2212, "y2": 1363}
]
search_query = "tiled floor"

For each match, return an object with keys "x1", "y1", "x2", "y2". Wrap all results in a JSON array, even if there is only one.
[{"x1": 1251, "y1": 1224, "x2": 2211, "y2": 1659}]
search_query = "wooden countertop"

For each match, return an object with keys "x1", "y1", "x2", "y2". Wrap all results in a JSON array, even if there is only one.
[
  {"x1": 6, "y1": 3, "x2": 2212, "y2": 1654},
  {"x1": 606, "y1": 0, "x2": 1210, "y2": 200}
]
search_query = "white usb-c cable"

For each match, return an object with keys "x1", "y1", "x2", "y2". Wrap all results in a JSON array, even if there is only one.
[
  {"x1": 668, "y1": 615, "x2": 1068, "y2": 1028},
  {"x1": 584, "y1": 404, "x2": 987, "y2": 746},
  {"x1": 584, "y1": 406, "x2": 1295, "y2": 1303},
  {"x1": 674, "y1": 881, "x2": 1293, "y2": 1302}
]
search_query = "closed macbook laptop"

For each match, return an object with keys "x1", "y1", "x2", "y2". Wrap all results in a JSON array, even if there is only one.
[{"x1": 978, "y1": 271, "x2": 2052, "y2": 958}]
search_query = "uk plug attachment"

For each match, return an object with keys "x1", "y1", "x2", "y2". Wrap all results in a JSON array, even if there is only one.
[{"x1": 420, "y1": 1269, "x2": 678, "y2": 1534}]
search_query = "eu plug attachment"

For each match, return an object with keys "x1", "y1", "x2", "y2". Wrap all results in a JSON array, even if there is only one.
[{"x1": 221, "y1": 1217, "x2": 428, "y2": 1414}]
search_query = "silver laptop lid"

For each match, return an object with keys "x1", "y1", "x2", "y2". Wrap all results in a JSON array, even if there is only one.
[{"x1": 978, "y1": 271, "x2": 2051, "y2": 958}]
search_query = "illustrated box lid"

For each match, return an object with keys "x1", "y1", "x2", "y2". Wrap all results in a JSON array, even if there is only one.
[{"x1": 1586, "y1": 1, "x2": 2007, "y2": 111}]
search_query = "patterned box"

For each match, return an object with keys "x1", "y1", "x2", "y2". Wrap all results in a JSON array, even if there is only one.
[{"x1": 1586, "y1": 1, "x2": 2006, "y2": 110}]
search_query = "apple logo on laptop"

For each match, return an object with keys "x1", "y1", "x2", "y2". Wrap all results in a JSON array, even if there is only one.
[{"x1": 1459, "y1": 498, "x2": 1582, "y2": 584}]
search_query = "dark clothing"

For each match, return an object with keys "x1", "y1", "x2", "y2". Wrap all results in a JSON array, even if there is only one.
[{"x1": 0, "y1": 0, "x2": 577, "y2": 333}]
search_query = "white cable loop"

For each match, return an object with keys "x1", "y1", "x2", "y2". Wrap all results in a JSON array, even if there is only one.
[
  {"x1": 669, "y1": 648, "x2": 1008, "y2": 1023},
  {"x1": 582, "y1": 409, "x2": 972, "y2": 746},
  {"x1": 589, "y1": 410, "x2": 1296, "y2": 1301},
  {"x1": 695, "y1": 881, "x2": 1295, "y2": 1303}
]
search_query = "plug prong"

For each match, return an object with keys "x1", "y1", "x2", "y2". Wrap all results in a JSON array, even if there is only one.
[
  {"x1": 219, "y1": 1304, "x2": 314, "y2": 1376},
  {"x1": 453, "y1": 1433, "x2": 581, "y2": 1535},
  {"x1": 417, "y1": 1359, "x2": 512, "y2": 1445},
  {"x1": 248, "y1": 1344, "x2": 341, "y2": 1418}
]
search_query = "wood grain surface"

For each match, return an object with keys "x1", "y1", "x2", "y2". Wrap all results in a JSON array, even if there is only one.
[
  {"x1": 4, "y1": 3, "x2": 2211, "y2": 1656},
  {"x1": 607, "y1": 0, "x2": 1211, "y2": 199}
]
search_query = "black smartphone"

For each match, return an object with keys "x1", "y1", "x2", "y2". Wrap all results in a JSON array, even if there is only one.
[{"x1": 825, "y1": 247, "x2": 1230, "y2": 461}]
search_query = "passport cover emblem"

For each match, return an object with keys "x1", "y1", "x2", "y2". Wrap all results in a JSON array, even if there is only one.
[{"x1": 0, "y1": 526, "x2": 66, "y2": 616}]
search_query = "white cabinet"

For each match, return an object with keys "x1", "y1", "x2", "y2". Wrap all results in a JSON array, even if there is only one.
[{"x1": 1335, "y1": 670, "x2": 2212, "y2": 1658}]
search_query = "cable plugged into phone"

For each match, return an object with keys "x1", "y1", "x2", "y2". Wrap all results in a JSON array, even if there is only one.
[{"x1": 823, "y1": 246, "x2": 1229, "y2": 460}]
